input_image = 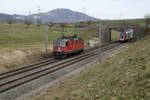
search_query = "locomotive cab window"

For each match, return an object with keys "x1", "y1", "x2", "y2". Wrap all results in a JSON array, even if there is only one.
[
  {"x1": 120, "y1": 32, "x2": 125, "y2": 38},
  {"x1": 120, "y1": 32, "x2": 125, "y2": 36},
  {"x1": 66, "y1": 41, "x2": 68, "y2": 47},
  {"x1": 60, "y1": 41, "x2": 66, "y2": 47},
  {"x1": 53, "y1": 40, "x2": 58, "y2": 46}
]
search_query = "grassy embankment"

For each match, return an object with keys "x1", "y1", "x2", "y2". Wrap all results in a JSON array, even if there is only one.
[{"x1": 29, "y1": 34, "x2": 150, "y2": 100}]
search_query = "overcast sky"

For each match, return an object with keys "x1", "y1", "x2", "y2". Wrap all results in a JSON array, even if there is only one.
[{"x1": 0, "y1": 0, "x2": 150, "y2": 19}]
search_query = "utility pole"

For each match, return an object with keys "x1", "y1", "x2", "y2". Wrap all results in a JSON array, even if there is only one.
[
  {"x1": 99, "y1": 19, "x2": 102, "y2": 53},
  {"x1": 38, "y1": 6, "x2": 41, "y2": 21},
  {"x1": 38, "y1": 6, "x2": 41, "y2": 15},
  {"x1": 120, "y1": 13, "x2": 122, "y2": 20},
  {"x1": 45, "y1": 23, "x2": 48, "y2": 57},
  {"x1": 82, "y1": 7, "x2": 86, "y2": 21},
  {"x1": 37, "y1": 6, "x2": 41, "y2": 29},
  {"x1": 28, "y1": 11, "x2": 31, "y2": 18}
]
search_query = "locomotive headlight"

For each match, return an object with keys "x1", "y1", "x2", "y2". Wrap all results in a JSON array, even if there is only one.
[{"x1": 58, "y1": 47, "x2": 61, "y2": 51}]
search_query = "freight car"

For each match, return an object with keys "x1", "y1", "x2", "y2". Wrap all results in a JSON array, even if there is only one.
[{"x1": 53, "y1": 35, "x2": 84, "y2": 58}]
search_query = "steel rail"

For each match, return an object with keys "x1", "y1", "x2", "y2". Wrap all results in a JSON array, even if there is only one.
[{"x1": 0, "y1": 43, "x2": 124, "y2": 93}]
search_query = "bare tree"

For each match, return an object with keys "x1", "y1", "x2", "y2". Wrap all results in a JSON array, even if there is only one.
[
  {"x1": 59, "y1": 23, "x2": 67, "y2": 37},
  {"x1": 86, "y1": 20, "x2": 92, "y2": 26},
  {"x1": 79, "y1": 21, "x2": 84, "y2": 27},
  {"x1": 37, "y1": 20, "x2": 42, "y2": 29},
  {"x1": 59, "y1": 23, "x2": 67, "y2": 32},
  {"x1": 7, "y1": 19, "x2": 14, "y2": 27},
  {"x1": 48, "y1": 22, "x2": 55, "y2": 32},
  {"x1": 24, "y1": 19, "x2": 32, "y2": 28}
]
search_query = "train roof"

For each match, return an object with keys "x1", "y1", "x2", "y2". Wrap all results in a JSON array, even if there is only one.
[{"x1": 56, "y1": 35, "x2": 83, "y2": 41}]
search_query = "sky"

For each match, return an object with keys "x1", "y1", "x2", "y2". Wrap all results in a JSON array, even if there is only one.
[{"x1": 0, "y1": 0, "x2": 150, "y2": 19}]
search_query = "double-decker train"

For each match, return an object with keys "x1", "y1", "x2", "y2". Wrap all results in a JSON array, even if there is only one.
[
  {"x1": 119, "y1": 29, "x2": 133, "y2": 42},
  {"x1": 53, "y1": 35, "x2": 84, "y2": 58}
]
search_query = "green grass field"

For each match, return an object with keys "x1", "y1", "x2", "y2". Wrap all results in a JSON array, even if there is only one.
[
  {"x1": 28, "y1": 34, "x2": 150, "y2": 100},
  {"x1": 0, "y1": 22, "x2": 92, "y2": 52},
  {"x1": 0, "y1": 19, "x2": 146, "y2": 52}
]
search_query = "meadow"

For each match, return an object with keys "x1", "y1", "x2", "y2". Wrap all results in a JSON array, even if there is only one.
[
  {"x1": 0, "y1": 18, "x2": 146, "y2": 52},
  {"x1": 0, "y1": 22, "x2": 92, "y2": 52}
]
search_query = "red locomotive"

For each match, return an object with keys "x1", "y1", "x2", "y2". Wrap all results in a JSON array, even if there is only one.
[{"x1": 53, "y1": 35, "x2": 84, "y2": 58}]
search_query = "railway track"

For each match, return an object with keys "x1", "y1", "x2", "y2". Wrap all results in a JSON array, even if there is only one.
[
  {"x1": 0, "y1": 42, "x2": 117, "y2": 80},
  {"x1": 0, "y1": 42, "x2": 125, "y2": 94}
]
